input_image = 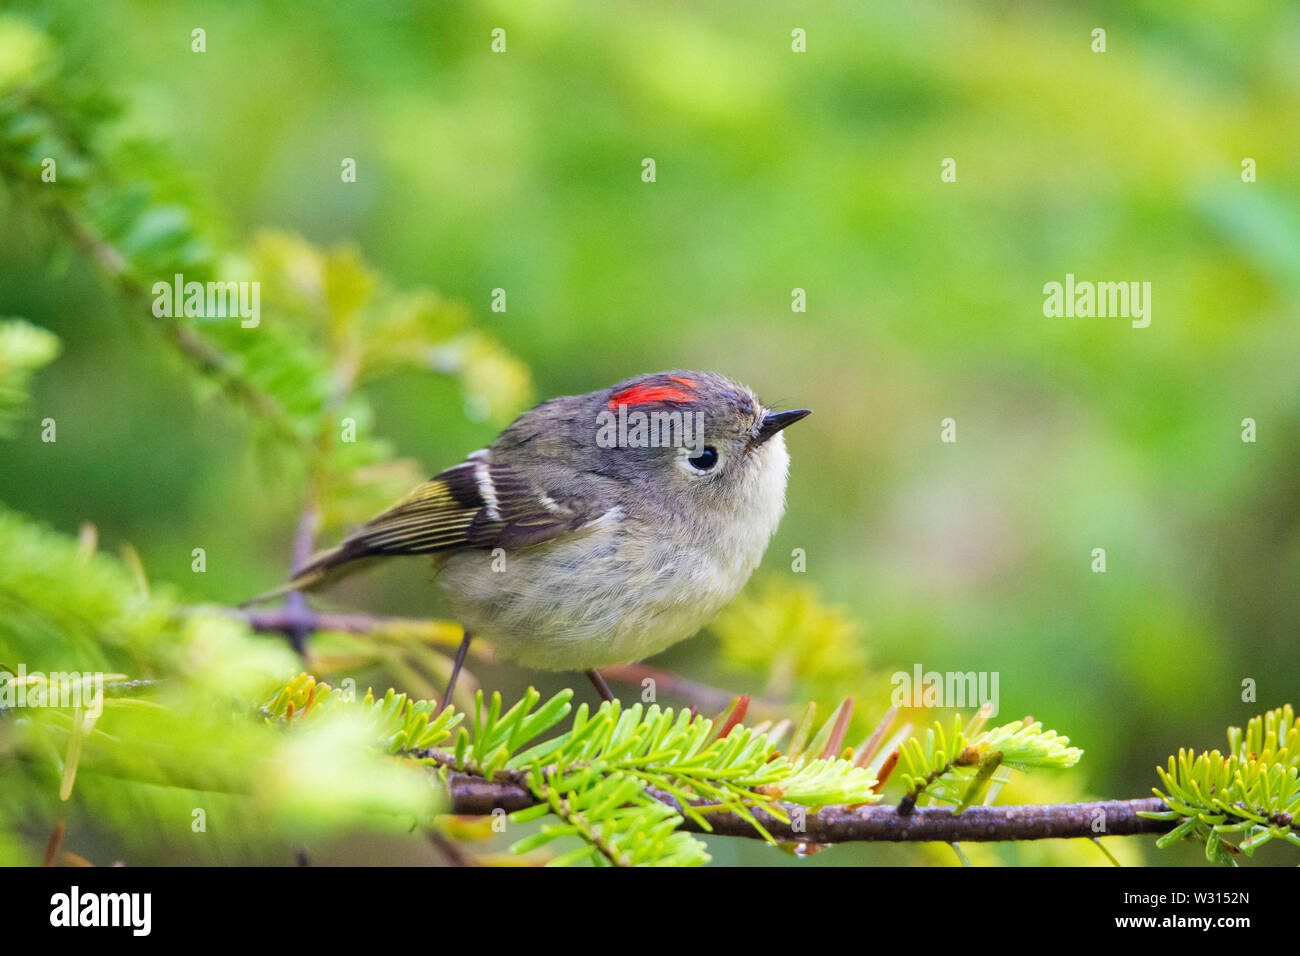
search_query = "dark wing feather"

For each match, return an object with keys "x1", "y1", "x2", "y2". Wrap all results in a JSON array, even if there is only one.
[{"x1": 276, "y1": 457, "x2": 585, "y2": 594}]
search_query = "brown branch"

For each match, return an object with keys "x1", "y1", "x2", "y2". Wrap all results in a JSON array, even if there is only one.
[
  {"x1": 439, "y1": 770, "x2": 1173, "y2": 843},
  {"x1": 421, "y1": 750, "x2": 1174, "y2": 844}
]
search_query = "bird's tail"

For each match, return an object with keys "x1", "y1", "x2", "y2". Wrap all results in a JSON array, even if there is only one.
[{"x1": 240, "y1": 474, "x2": 464, "y2": 607}]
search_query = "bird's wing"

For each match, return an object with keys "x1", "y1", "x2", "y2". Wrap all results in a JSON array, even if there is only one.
[{"x1": 264, "y1": 456, "x2": 592, "y2": 598}]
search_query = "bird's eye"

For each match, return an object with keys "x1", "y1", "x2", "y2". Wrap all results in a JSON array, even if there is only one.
[{"x1": 687, "y1": 446, "x2": 719, "y2": 472}]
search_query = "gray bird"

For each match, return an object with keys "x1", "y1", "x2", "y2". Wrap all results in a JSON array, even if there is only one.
[{"x1": 256, "y1": 371, "x2": 810, "y2": 698}]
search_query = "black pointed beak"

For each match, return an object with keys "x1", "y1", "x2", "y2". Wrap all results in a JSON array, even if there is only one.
[{"x1": 755, "y1": 408, "x2": 812, "y2": 445}]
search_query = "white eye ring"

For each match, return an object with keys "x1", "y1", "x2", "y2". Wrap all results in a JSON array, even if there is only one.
[{"x1": 678, "y1": 445, "x2": 721, "y2": 475}]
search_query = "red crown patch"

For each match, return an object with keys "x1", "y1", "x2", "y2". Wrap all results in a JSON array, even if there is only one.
[{"x1": 607, "y1": 376, "x2": 698, "y2": 410}]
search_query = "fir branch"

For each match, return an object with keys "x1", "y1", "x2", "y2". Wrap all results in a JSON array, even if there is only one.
[
  {"x1": 438, "y1": 773, "x2": 1172, "y2": 843},
  {"x1": 1145, "y1": 704, "x2": 1300, "y2": 863},
  {"x1": 45, "y1": 199, "x2": 304, "y2": 443},
  {"x1": 897, "y1": 714, "x2": 1082, "y2": 812}
]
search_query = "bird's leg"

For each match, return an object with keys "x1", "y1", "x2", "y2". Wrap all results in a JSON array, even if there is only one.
[
  {"x1": 444, "y1": 630, "x2": 472, "y2": 708},
  {"x1": 586, "y1": 669, "x2": 615, "y2": 703}
]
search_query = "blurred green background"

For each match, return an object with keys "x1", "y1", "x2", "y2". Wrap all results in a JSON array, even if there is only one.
[{"x1": 2, "y1": 0, "x2": 1298, "y2": 864}]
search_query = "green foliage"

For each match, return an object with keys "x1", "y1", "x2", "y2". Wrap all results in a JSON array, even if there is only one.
[
  {"x1": 513, "y1": 771, "x2": 707, "y2": 867},
  {"x1": 234, "y1": 230, "x2": 532, "y2": 530},
  {"x1": 260, "y1": 672, "x2": 463, "y2": 754},
  {"x1": 0, "y1": 509, "x2": 447, "y2": 864},
  {"x1": 0, "y1": 318, "x2": 58, "y2": 436},
  {"x1": 483, "y1": 695, "x2": 879, "y2": 863},
  {"x1": 898, "y1": 713, "x2": 1083, "y2": 812},
  {"x1": 1145, "y1": 705, "x2": 1300, "y2": 864},
  {"x1": 0, "y1": 15, "x2": 536, "y2": 865},
  {"x1": 262, "y1": 678, "x2": 881, "y2": 866},
  {"x1": 255, "y1": 676, "x2": 1104, "y2": 865},
  {"x1": 0, "y1": 15, "x2": 532, "y2": 534}
]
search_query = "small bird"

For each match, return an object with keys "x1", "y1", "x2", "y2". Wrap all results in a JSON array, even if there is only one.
[{"x1": 255, "y1": 371, "x2": 809, "y2": 700}]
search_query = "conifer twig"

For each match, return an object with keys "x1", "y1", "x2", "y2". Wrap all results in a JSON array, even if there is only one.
[{"x1": 441, "y1": 772, "x2": 1173, "y2": 844}]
